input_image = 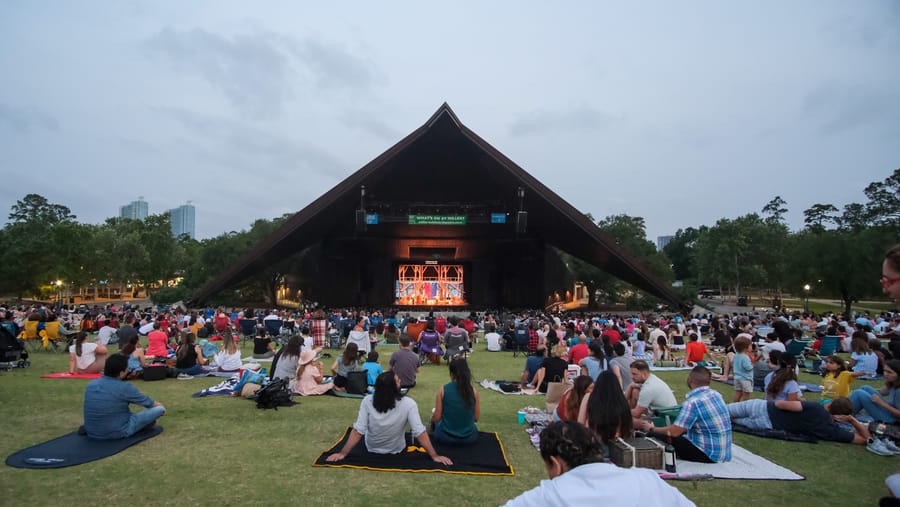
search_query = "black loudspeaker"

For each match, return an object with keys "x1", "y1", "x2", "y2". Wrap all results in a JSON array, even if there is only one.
[
  {"x1": 355, "y1": 210, "x2": 366, "y2": 232},
  {"x1": 516, "y1": 211, "x2": 527, "y2": 234}
]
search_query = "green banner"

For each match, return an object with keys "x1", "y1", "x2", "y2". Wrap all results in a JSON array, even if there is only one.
[{"x1": 407, "y1": 214, "x2": 467, "y2": 225}]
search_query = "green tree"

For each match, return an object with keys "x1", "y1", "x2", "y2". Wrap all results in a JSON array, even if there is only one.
[{"x1": 8, "y1": 193, "x2": 75, "y2": 224}]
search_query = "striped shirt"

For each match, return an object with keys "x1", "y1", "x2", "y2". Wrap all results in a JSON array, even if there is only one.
[{"x1": 674, "y1": 386, "x2": 732, "y2": 462}]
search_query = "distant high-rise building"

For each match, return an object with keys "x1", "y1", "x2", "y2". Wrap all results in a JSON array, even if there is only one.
[
  {"x1": 118, "y1": 197, "x2": 149, "y2": 221},
  {"x1": 657, "y1": 235, "x2": 674, "y2": 251},
  {"x1": 170, "y1": 202, "x2": 196, "y2": 239}
]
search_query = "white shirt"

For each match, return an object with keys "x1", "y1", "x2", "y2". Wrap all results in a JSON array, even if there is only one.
[
  {"x1": 761, "y1": 340, "x2": 786, "y2": 361},
  {"x1": 138, "y1": 322, "x2": 155, "y2": 335},
  {"x1": 97, "y1": 325, "x2": 116, "y2": 345},
  {"x1": 485, "y1": 332, "x2": 502, "y2": 351},
  {"x1": 502, "y1": 462, "x2": 695, "y2": 507},
  {"x1": 353, "y1": 395, "x2": 426, "y2": 454},
  {"x1": 214, "y1": 349, "x2": 242, "y2": 371},
  {"x1": 69, "y1": 342, "x2": 99, "y2": 370}
]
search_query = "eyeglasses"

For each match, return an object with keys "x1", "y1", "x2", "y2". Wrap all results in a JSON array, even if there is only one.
[{"x1": 881, "y1": 276, "x2": 900, "y2": 290}]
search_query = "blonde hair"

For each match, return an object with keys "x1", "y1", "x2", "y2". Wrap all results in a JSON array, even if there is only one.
[{"x1": 551, "y1": 342, "x2": 567, "y2": 358}]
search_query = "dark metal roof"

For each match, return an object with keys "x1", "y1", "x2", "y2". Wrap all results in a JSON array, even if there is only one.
[{"x1": 190, "y1": 103, "x2": 686, "y2": 309}]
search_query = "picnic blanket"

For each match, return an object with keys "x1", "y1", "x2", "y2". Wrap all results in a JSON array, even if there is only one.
[
  {"x1": 314, "y1": 427, "x2": 514, "y2": 476},
  {"x1": 191, "y1": 376, "x2": 241, "y2": 397},
  {"x1": 674, "y1": 444, "x2": 804, "y2": 480},
  {"x1": 40, "y1": 372, "x2": 103, "y2": 379},
  {"x1": 479, "y1": 379, "x2": 540, "y2": 395},
  {"x1": 6, "y1": 425, "x2": 163, "y2": 469}
]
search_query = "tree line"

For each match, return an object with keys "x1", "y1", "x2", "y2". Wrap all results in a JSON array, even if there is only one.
[{"x1": 0, "y1": 169, "x2": 896, "y2": 312}]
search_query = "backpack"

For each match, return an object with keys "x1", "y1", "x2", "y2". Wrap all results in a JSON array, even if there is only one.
[{"x1": 252, "y1": 378, "x2": 296, "y2": 410}]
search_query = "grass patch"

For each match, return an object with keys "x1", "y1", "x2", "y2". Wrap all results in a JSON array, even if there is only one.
[{"x1": 0, "y1": 345, "x2": 892, "y2": 506}]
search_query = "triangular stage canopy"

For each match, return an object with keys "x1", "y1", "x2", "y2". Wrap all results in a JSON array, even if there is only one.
[{"x1": 190, "y1": 103, "x2": 685, "y2": 310}]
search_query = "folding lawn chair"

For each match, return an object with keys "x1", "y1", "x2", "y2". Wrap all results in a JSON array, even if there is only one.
[
  {"x1": 512, "y1": 326, "x2": 530, "y2": 358},
  {"x1": 264, "y1": 319, "x2": 283, "y2": 338},
  {"x1": 238, "y1": 318, "x2": 258, "y2": 345},
  {"x1": 805, "y1": 336, "x2": 840, "y2": 374}
]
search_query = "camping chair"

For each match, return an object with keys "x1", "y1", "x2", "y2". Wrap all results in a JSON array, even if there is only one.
[
  {"x1": 20, "y1": 321, "x2": 43, "y2": 352},
  {"x1": 238, "y1": 318, "x2": 258, "y2": 345},
  {"x1": 418, "y1": 332, "x2": 443, "y2": 365},
  {"x1": 805, "y1": 336, "x2": 840, "y2": 374},
  {"x1": 264, "y1": 319, "x2": 283, "y2": 338},
  {"x1": 512, "y1": 327, "x2": 530, "y2": 358},
  {"x1": 213, "y1": 315, "x2": 232, "y2": 333},
  {"x1": 41, "y1": 321, "x2": 67, "y2": 352},
  {"x1": 784, "y1": 339, "x2": 809, "y2": 357}
]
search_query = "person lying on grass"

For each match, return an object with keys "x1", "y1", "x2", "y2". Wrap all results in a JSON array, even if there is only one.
[
  {"x1": 325, "y1": 371, "x2": 452, "y2": 465},
  {"x1": 728, "y1": 397, "x2": 871, "y2": 444}
]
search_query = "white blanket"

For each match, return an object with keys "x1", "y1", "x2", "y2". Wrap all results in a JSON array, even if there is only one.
[{"x1": 672, "y1": 444, "x2": 804, "y2": 480}]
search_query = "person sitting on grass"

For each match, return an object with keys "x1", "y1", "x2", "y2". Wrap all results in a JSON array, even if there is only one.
[
  {"x1": 362, "y1": 350, "x2": 383, "y2": 386},
  {"x1": 271, "y1": 335, "x2": 302, "y2": 381},
  {"x1": 684, "y1": 332, "x2": 712, "y2": 367},
  {"x1": 763, "y1": 352, "x2": 802, "y2": 408},
  {"x1": 431, "y1": 358, "x2": 480, "y2": 445},
  {"x1": 577, "y1": 371, "x2": 632, "y2": 447},
  {"x1": 556, "y1": 375, "x2": 594, "y2": 422},
  {"x1": 529, "y1": 343, "x2": 570, "y2": 394},
  {"x1": 578, "y1": 340, "x2": 606, "y2": 382},
  {"x1": 501, "y1": 421, "x2": 694, "y2": 506},
  {"x1": 821, "y1": 355, "x2": 855, "y2": 408},
  {"x1": 119, "y1": 334, "x2": 146, "y2": 380},
  {"x1": 82, "y1": 353, "x2": 166, "y2": 440},
  {"x1": 213, "y1": 331, "x2": 242, "y2": 373},
  {"x1": 637, "y1": 366, "x2": 732, "y2": 463},
  {"x1": 68, "y1": 332, "x2": 108, "y2": 375},
  {"x1": 332, "y1": 342, "x2": 361, "y2": 393},
  {"x1": 174, "y1": 332, "x2": 209, "y2": 377},
  {"x1": 849, "y1": 358, "x2": 900, "y2": 423},
  {"x1": 325, "y1": 371, "x2": 452, "y2": 465},
  {"x1": 290, "y1": 347, "x2": 333, "y2": 396},
  {"x1": 624, "y1": 360, "x2": 677, "y2": 426},
  {"x1": 849, "y1": 332, "x2": 879, "y2": 378},
  {"x1": 389, "y1": 336, "x2": 420, "y2": 389},
  {"x1": 252, "y1": 328, "x2": 275, "y2": 359}
]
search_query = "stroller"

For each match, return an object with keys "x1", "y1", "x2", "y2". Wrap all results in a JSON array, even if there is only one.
[{"x1": 0, "y1": 323, "x2": 29, "y2": 371}]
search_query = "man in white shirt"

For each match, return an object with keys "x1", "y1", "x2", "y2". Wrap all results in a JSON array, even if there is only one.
[
  {"x1": 502, "y1": 421, "x2": 694, "y2": 506},
  {"x1": 484, "y1": 324, "x2": 502, "y2": 352},
  {"x1": 626, "y1": 360, "x2": 678, "y2": 424}
]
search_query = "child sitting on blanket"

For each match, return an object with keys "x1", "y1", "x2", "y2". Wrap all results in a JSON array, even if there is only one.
[{"x1": 362, "y1": 350, "x2": 383, "y2": 386}]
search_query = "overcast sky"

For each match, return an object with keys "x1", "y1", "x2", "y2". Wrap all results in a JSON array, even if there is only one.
[{"x1": 1, "y1": 1, "x2": 898, "y2": 243}]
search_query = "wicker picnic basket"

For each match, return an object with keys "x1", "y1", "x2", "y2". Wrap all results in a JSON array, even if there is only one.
[{"x1": 610, "y1": 437, "x2": 665, "y2": 469}]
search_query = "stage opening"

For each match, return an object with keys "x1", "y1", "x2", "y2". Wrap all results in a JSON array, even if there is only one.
[{"x1": 394, "y1": 263, "x2": 466, "y2": 306}]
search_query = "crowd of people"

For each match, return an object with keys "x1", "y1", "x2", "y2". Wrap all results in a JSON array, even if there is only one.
[{"x1": 2, "y1": 243, "x2": 900, "y2": 504}]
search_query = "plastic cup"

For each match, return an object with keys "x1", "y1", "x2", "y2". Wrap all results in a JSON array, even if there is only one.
[{"x1": 517, "y1": 410, "x2": 526, "y2": 424}]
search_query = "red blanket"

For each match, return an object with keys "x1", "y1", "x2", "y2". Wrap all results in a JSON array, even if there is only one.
[{"x1": 41, "y1": 372, "x2": 103, "y2": 379}]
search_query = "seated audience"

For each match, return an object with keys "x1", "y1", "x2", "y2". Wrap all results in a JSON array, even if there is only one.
[
  {"x1": 577, "y1": 371, "x2": 632, "y2": 446},
  {"x1": 578, "y1": 341, "x2": 606, "y2": 382},
  {"x1": 418, "y1": 321, "x2": 443, "y2": 365},
  {"x1": 431, "y1": 358, "x2": 480, "y2": 445},
  {"x1": 637, "y1": 366, "x2": 732, "y2": 463},
  {"x1": 625, "y1": 360, "x2": 678, "y2": 424},
  {"x1": 290, "y1": 347, "x2": 333, "y2": 396},
  {"x1": 68, "y1": 332, "x2": 107, "y2": 374},
  {"x1": 557, "y1": 375, "x2": 594, "y2": 422},
  {"x1": 849, "y1": 332, "x2": 879, "y2": 377},
  {"x1": 174, "y1": 332, "x2": 209, "y2": 377},
  {"x1": 252, "y1": 328, "x2": 275, "y2": 359},
  {"x1": 271, "y1": 335, "x2": 302, "y2": 381},
  {"x1": 608, "y1": 342, "x2": 633, "y2": 390},
  {"x1": 362, "y1": 350, "x2": 384, "y2": 386},
  {"x1": 332, "y1": 342, "x2": 361, "y2": 393},
  {"x1": 82, "y1": 354, "x2": 166, "y2": 440},
  {"x1": 119, "y1": 335, "x2": 146, "y2": 379},
  {"x1": 501, "y1": 421, "x2": 693, "y2": 506},
  {"x1": 849, "y1": 359, "x2": 899, "y2": 423},
  {"x1": 389, "y1": 336, "x2": 420, "y2": 389},
  {"x1": 213, "y1": 331, "x2": 242, "y2": 372},
  {"x1": 325, "y1": 371, "x2": 452, "y2": 464},
  {"x1": 764, "y1": 352, "x2": 801, "y2": 406},
  {"x1": 530, "y1": 343, "x2": 569, "y2": 394}
]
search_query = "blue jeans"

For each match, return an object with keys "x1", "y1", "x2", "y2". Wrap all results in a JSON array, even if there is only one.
[
  {"x1": 125, "y1": 406, "x2": 165, "y2": 437},
  {"x1": 850, "y1": 385, "x2": 896, "y2": 423},
  {"x1": 727, "y1": 399, "x2": 772, "y2": 430},
  {"x1": 176, "y1": 364, "x2": 206, "y2": 376}
]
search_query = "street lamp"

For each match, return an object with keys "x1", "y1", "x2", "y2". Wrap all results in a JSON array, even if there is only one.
[
  {"x1": 803, "y1": 284, "x2": 811, "y2": 313},
  {"x1": 55, "y1": 280, "x2": 63, "y2": 309}
]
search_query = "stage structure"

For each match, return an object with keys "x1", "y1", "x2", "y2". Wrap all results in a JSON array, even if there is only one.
[
  {"x1": 395, "y1": 263, "x2": 465, "y2": 306},
  {"x1": 189, "y1": 103, "x2": 687, "y2": 311}
]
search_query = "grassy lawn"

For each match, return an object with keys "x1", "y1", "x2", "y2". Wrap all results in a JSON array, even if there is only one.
[
  {"x1": 777, "y1": 298, "x2": 895, "y2": 315},
  {"x1": 0, "y1": 344, "x2": 893, "y2": 506}
]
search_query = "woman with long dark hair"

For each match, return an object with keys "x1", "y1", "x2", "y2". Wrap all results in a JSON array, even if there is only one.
[
  {"x1": 67, "y1": 331, "x2": 107, "y2": 374},
  {"x1": 331, "y1": 342, "x2": 361, "y2": 392},
  {"x1": 120, "y1": 334, "x2": 146, "y2": 379},
  {"x1": 272, "y1": 335, "x2": 303, "y2": 381},
  {"x1": 577, "y1": 370, "x2": 633, "y2": 446},
  {"x1": 431, "y1": 358, "x2": 480, "y2": 445},
  {"x1": 174, "y1": 332, "x2": 208, "y2": 377},
  {"x1": 325, "y1": 371, "x2": 452, "y2": 464}
]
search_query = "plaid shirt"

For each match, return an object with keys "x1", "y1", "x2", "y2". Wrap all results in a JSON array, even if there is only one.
[{"x1": 673, "y1": 386, "x2": 732, "y2": 462}]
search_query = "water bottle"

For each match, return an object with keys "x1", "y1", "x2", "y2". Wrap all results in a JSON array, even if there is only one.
[{"x1": 664, "y1": 443, "x2": 677, "y2": 473}]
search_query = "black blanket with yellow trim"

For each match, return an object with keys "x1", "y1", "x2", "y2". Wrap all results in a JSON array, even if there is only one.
[{"x1": 313, "y1": 427, "x2": 514, "y2": 476}]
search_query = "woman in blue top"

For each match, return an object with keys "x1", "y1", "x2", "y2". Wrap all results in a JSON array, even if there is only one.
[
  {"x1": 848, "y1": 332, "x2": 878, "y2": 377},
  {"x1": 431, "y1": 358, "x2": 480, "y2": 445},
  {"x1": 764, "y1": 352, "x2": 801, "y2": 406}
]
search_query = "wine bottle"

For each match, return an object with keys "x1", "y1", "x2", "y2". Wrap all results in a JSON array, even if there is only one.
[{"x1": 664, "y1": 443, "x2": 677, "y2": 473}]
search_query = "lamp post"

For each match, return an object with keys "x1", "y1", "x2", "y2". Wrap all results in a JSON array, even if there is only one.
[
  {"x1": 803, "y1": 284, "x2": 810, "y2": 313},
  {"x1": 55, "y1": 280, "x2": 63, "y2": 309}
]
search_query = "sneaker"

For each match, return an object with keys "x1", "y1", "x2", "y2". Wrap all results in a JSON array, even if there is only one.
[
  {"x1": 867, "y1": 437, "x2": 894, "y2": 456},
  {"x1": 880, "y1": 438, "x2": 900, "y2": 455},
  {"x1": 176, "y1": 373, "x2": 193, "y2": 380}
]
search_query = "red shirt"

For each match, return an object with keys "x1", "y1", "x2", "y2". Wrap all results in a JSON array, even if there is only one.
[
  {"x1": 435, "y1": 317, "x2": 447, "y2": 335},
  {"x1": 146, "y1": 330, "x2": 169, "y2": 357},
  {"x1": 685, "y1": 340, "x2": 708, "y2": 364},
  {"x1": 602, "y1": 329, "x2": 621, "y2": 345},
  {"x1": 568, "y1": 343, "x2": 590, "y2": 366}
]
